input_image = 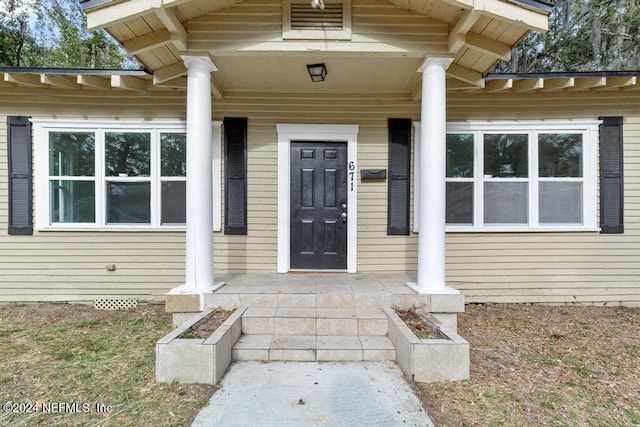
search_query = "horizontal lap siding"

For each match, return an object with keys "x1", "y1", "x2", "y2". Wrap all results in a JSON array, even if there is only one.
[
  {"x1": 446, "y1": 91, "x2": 640, "y2": 306},
  {"x1": 0, "y1": 88, "x2": 422, "y2": 302},
  {"x1": 0, "y1": 89, "x2": 194, "y2": 302},
  {"x1": 357, "y1": 118, "x2": 417, "y2": 270},
  {"x1": 1, "y1": 83, "x2": 640, "y2": 305},
  {"x1": 187, "y1": 0, "x2": 447, "y2": 53},
  {"x1": 220, "y1": 93, "x2": 421, "y2": 273}
]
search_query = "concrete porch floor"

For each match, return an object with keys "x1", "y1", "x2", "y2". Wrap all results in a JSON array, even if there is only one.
[
  {"x1": 213, "y1": 272, "x2": 419, "y2": 294},
  {"x1": 201, "y1": 272, "x2": 464, "y2": 319}
]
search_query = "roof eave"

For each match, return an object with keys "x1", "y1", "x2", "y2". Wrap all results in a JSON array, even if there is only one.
[
  {"x1": 507, "y1": 0, "x2": 554, "y2": 14},
  {"x1": 485, "y1": 71, "x2": 640, "y2": 79},
  {"x1": 79, "y1": 0, "x2": 116, "y2": 11}
]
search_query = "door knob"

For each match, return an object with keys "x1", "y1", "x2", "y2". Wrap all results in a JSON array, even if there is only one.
[{"x1": 341, "y1": 212, "x2": 347, "y2": 223}]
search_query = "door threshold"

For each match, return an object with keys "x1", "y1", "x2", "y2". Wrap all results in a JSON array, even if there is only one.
[{"x1": 288, "y1": 270, "x2": 349, "y2": 274}]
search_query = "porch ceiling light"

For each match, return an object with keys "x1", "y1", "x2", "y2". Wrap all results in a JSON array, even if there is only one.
[{"x1": 306, "y1": 63, "x2": 327, "y2": 82}]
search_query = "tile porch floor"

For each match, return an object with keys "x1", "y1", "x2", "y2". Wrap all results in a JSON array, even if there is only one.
[{"x1": 205, "y1": 272, "x2": 431, "y2": 310}]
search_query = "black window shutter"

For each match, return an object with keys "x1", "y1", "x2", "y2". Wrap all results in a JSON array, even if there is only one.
[
  {"x1": 599, "y1": 116, "x2": 624, "y2": 234},
  {"x1": 224, "y1": 117, "x2": 247, "y2": 235},
  {"x1": 7, "y1": 116, "x2": 33, "y2": 235},
  {"x1": 387, "y1": 118, "x2": 412, "y2": 235}
]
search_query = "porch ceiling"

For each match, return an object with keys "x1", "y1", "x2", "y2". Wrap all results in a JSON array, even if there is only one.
[
  {"x1": 82, "y1": 0, "x2": 550, "y2": 97},
  {"x1": 213, "y1": 56, "x2": 425, "y2": 93}
]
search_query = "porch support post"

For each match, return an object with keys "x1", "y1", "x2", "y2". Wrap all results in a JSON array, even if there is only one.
[
  {"x1": 166, "y1": 55, "x2": 224, "y2": 312},
  {"x1": 407, "y1": 57, "x2": 458, "y2": 295}
]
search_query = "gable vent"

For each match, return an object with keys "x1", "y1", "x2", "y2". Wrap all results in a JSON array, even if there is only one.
[{"x1": 290, "y1": 2, "x2": 343, "y2": 30}]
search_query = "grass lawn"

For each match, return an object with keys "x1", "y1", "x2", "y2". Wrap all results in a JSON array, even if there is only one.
[
  {"x1": 418, "y1": 304, "x2": 640, "y2": 426},
  {"x1": 0, "y1": 303, "x2": 215, "y2": 426},
  {"x1": 1, "y1": 302, "x2": 638, "y2": 426}
]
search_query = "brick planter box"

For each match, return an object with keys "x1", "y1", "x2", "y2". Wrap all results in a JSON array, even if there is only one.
[
  {"x1": 384, "y1": 308, "x2": 469, "y2": 383},
  {"x1": 156, "y1": 307, "x2": 246, "y2": 384}
]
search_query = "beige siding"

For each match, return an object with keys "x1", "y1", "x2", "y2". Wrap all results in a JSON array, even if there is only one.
[
  {"x1": 186, "y1": 0, "x2": 448, "y2": 54},
  {"x1": 445, "y1": 91, "x2": 640, "y2": 306},
  {"x1": 1, "y1": 83, "x2": 640, "y2": 305},
  {"x1": 0, "y1": 87, "x2": 423, "y2": 302},
  {"x1": 0, "y1": 89, "x2": 190, "y2": 303}
]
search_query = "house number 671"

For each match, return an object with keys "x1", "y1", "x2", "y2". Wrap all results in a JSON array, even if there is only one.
[{"x1": 348, "y1": 161, "x2": 355, "y2": 191}]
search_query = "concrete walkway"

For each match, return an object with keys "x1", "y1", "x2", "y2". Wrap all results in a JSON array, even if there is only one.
[{"x1": 192, "y1": 361, "x2": 434, "y2": 427}]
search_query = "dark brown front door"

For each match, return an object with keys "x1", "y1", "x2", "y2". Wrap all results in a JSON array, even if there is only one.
[{"x1": 290, "y1": 142, "x2": 348, "y2": 270}]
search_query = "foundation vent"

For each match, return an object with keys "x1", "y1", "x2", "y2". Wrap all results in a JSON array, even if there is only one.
[{"x1": 94, "y1": 298, "x2": 138, "y2": 311}]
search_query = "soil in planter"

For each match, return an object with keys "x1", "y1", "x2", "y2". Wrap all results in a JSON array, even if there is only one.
[
  {"x1": 180, "y1": 308, "x2": 235, "y2": 339},
  {"x1": 395, "y1": 307, "x2": 444, "y2": 340}
]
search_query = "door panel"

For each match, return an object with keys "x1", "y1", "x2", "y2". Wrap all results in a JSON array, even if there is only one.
[{"x1": 291, "y1": 142, "x2": 347, "y2": 269}]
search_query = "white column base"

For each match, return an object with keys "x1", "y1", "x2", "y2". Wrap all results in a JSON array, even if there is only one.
[
  {"x1": 405, "y1": 282, "x2": 459, "y2": 295},
  {"x1": 168, "y1": 282, "x2": 226, "y2": 295}
]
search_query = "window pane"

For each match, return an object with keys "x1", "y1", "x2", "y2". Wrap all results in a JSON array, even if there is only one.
[
  {"x1": 49, "y1": 132, "x2": 95, "y2": 176},
  {"x1": 105, "y1": 132, "x2": 151, "y2": 177},
  {"x1": 161, "y1": 181, "x2": 186, "y2": 224},
  {"x1": 447, "y1": 134, "x2": 474, "y2": 178},
  {"x1": 161, "y1": 133, "x2": 187, "y2": 177},
  {"x1": 539, "y1": 182, "x2": 583, "y2": 224},
  {"x1": 484, "y1": 134, "x2": 528, "y2": 178},
  {"x1": 539, "y1": 133, "x2": 582, "y2": 177},
  {"x1": 50, "y1": 180, "x2": 95, "y2": 223},
  {"x1": 446, "y1": 182, "x2": 473, "y2": 224},
  {"x1": 484, "y1": 182, "x2": 528, "y2": 224},
  {"x1": 107, "y1": 182, "x2": 150, "y2": 223}
]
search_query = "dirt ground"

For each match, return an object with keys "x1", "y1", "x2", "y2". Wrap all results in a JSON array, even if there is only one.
[
  {"x1": 0, "y1": 303, "x2": 216, "y2": 426},
  {"x1": 1, "y1": 302, "x2": 638, "y2": 426},
  {"x1": 418, "y1": 304, "x2": 640, "y2": 426},
  {"x1": 180, "y1": 307, "x2": 235, "y2": 339}
]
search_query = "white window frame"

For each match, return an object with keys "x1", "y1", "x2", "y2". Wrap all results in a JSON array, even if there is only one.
[
  {"x1": 33, "y1": 120, "x2": 222, "y2": 231},
  {"x1": 414, "y1": 121, "x2": 600, "y2": 233}
]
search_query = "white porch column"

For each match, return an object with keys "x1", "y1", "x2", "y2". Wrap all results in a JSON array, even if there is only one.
[
  {"x1": 180, "y1": 55, "x2": 223, "y2": 293},
  {"x1": 407, "y1": 57, "x2": 458, "y2": 294}
]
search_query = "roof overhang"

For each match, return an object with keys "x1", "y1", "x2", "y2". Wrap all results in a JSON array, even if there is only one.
[
  {"x1": 0, "y1": 67, "x2": 164, "y2": 92},
  {"x1": 4, "y1": 68, "x2": 639, "y2": 95},
  {"x1": 75, "y1": 1, "x2": 553, "y2": 97}
]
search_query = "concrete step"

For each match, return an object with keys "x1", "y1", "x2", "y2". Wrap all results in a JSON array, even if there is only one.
[
  {"x1": 204, "y1": 291, "x2": 441, "y2": 311},
  {"x1": 232, "y1": 334, "x2": 396, "y2": 362},
  {"x1": 241, "y1": 307, "x2": 389, "y2": 336}
]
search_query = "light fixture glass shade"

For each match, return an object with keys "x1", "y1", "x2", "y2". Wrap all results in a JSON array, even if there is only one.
[{"x1": 306, "y1": 63, "x2": 327, "y2": 82}]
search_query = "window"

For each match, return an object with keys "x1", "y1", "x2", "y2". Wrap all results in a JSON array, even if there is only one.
[
  {"x1": 482, "y1": 133, "x2": 529, "y2": 225},
  {"x1": 416, "y1": 121, "x2": 599, "y2": 232},
  {"x1": 49, "y1": 131, "x2": 96, "y2": 223},
  {"x1": 105, "y1": 132, "x2": 152, "y2": 224},
  {"x1": 34, "y1": 121, "x2": 221, "y2": 230},
  {"x1": 160, "y1": 133, "x2": 187, "y2": 224},
  {"x1": 537, "y1": 133, "x2": 583, "y2": 224},
  {"x1": 444, "y1": 122, "x2": 598, "y2": 231},
  {"x1": 446, "y1": 134, "x2": 474, "y2": 225}
]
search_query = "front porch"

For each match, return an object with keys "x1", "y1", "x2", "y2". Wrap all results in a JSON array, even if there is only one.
[
  {"x1": 159, "y1": 273, "x2": 469, "y2": 384},
  {"x1": 169, "y1": 272, "x2": 464, "y2": 328}
]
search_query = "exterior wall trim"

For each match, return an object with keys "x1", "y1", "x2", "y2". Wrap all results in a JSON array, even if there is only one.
[
  {"x1": 414, "y1": 120, "x2": 601, "y2": 233},
  {"x1": 31, "y1": 119, "x2": 222, "y2": 232},
  {"x1": 276, "y1": 124, "x2": 359, "y2": 273}
]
